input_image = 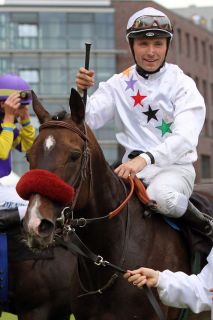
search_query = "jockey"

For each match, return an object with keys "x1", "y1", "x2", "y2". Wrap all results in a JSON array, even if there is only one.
[
  {"x1": 124, "y1": 247, "x2": 213, "y2": 316},
  {"x1": 0, "y1": 74, "x2": 35, "y2": 230},
  {"x1": 76, "y1": 7, "x2": 213, "y2": 241}
]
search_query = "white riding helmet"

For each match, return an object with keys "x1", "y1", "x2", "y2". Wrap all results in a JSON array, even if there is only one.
[{"x1": 126, "y1": 7, "x2": 173, "y2": 41}]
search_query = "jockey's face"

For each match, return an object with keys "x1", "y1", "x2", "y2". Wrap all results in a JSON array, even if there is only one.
[{"x1": 133, "y1": 37, "x2": 167, "y2": 72}]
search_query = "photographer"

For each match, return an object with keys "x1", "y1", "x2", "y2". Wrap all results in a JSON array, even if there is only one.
[{"x1": 0, "y1": 74, "x2": 35, "y2": 230}]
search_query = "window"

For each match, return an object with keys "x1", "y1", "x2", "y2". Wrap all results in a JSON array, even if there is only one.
[
  {"x1": 11, "y1": 12, "x2": 37, "y2": 24},
  {"x1": 177, "y1": 28, "x2": 182, "y2": 54},
  {"x1": 18, "y1": 24, "x2": 38, "y2": 37},
  {"x1": 194, "y1": 37, "x2": 199, "y2": 60},
  {"x1": 211, "y1": 83, "x2": 213, "y2": 106},
  {"x1": 210, "y1": 45, "x2": 213, "y2": 68},
  {"x1": 205, "y1": 119, "x2": 209, "y2": 136},
  {"x1": 17, "y1": 24, "x2": 38, "y2": 48},
  {"x1": 19, "y1": 69, "x2": 39, "y2": 83},
  {"x1": 195, "y1": 76, "x2": 199, "y2": 89},
  {"x1": 203, "y1": 119, "x2": 209, "y2": 136},
  {"x1": 202, "y1": 41, "x2": 206, "y2": 64},
  {"x1": 0, "y1": 58, "x2": 10, "y2": 73},
  {"x1": 185, "y1": 33, "x2": 190, "y2": 57},
  {"x1": 202, "y1": 80, "x2": 208, "y2": 105},
  {"x1": 201, "y1": 155, "x2": 211, "y2": 179}
]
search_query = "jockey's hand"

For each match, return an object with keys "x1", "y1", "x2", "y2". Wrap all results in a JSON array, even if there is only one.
[
  {"x1": 114, "y1": 156, "x2": 147, "y2": 179},
  {"x1": 76, "y1": 67, "x2": 95, "y2": 95},
  {"x1": 15, "y1": 105, "x2": 30, "y2": 121},
  {"x1": 2, "y1": 92, "x2": 21, "y2": 123},
  {"x1": 124, "y1": 267, "x2": 159, "y2": 288}
]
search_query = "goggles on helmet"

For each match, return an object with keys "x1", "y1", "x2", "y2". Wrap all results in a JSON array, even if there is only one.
[{"x1": 127, "y1": 15, "x2": 173, "y2": 36}]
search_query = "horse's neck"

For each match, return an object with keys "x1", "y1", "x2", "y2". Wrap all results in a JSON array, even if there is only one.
[
  {"x1": 89, "y1": 164, "x2": 126, "y2": 214},
  {"x1": 75, "y1": 164, "x2": 127, "y2": 252},
  {"x1": 81, "y1": 131, "x2": 125, "y2": 213}
]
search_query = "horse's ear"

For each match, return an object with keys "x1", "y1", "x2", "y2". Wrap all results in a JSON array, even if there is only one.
[
  {"x1": 69, "y1": 88, "x2": 85, "y2": 124},
  {"x1": 31, "y1": 90, "x2": 50, "y2": 124}
]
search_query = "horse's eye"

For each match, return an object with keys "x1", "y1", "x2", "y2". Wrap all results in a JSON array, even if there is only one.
[{"x1": 69, "y1": 151, "x2": 81, "y2": 162}]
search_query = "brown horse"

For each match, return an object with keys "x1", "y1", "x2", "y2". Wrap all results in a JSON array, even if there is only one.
[
  {"x1": 20, "y1": 89, "x2": 210, "y2": 320},
  {"x1": 2, "y1": 224, "x2": 76, "y2": 320}
]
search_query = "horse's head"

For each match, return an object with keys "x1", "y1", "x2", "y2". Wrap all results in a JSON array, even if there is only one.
[{"x1": 18, "y1": 89, "x2": 94, "y2": 249}]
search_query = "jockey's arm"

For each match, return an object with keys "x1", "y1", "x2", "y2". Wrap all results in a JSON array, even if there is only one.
[
  {"x1": 0, "y1": 122, "x2": 15, "y2": 159},
  {"x1": 13, "y1": 118, "x2": 35, "y2": 152},
  {"x1": 12, "y1": 105, "x2": 35, "y2": 152}
]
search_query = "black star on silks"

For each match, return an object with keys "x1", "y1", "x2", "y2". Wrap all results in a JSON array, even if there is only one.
[{"x1": 142, "y1": 105, "x2": 159, "y2": 123}]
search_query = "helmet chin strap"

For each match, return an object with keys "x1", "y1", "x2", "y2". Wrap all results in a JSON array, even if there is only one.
[{"x1": 129, "y1": 38, "x2": 170, "y2": 79}]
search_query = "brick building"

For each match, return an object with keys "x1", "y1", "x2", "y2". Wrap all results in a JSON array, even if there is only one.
[
  {"x1": 112, "y1": 0, "x2": 213, "y2": 183},
  {"x1": 172, "y1": 5, "x2": 213, "y2": 32}
]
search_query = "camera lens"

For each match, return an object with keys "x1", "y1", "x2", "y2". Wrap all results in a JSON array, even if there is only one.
[{"x1": 20, "y1": 91, "x2": 29, "y2": 99}]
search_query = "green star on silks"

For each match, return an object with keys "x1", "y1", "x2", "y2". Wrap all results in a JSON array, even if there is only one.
[{"x1": 156, "y1": 119, "x2": 173, "y2": 136}]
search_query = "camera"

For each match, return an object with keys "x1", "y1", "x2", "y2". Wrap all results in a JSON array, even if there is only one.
[
  {"x1": 20, "y1": 90, "x2": 31, "y2": 100},
  {"x1": 19, "y1": 90, "x2": 32, "y2": 107}
]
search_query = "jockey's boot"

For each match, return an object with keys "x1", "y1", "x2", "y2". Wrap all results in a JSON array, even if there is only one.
[
  {"x1": 182, "y1": 201, "x2": 213, "y2": 243},
  {"x1": 0, "y1": 209, "x2": 20, "y2": 232}
]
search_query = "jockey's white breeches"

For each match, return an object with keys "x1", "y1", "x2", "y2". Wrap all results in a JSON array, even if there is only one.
[
  {"x1": 0, "y1": 183, "x2": 28, "y2": 219},
  {"x1": 137, "y1": 164, "x2": 195, "y2": 218}
]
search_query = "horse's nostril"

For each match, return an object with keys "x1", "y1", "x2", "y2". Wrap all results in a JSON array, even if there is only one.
[{"x1": 38, "y1": 219, "x2": 54, "y2": 238}]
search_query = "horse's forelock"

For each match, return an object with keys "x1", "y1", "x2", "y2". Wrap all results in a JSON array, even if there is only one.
[{"x1": 52, "y1": 110, "x2": 68, "y2": 121}]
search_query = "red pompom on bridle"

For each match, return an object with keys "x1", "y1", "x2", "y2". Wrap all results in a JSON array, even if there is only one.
[{"x1": 16, "y1": 169, "x2": 75, "y2": 205}]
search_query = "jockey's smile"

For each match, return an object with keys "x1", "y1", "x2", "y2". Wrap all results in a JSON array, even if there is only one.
[{"x1": 133, "y1": 37, "x2": 167, "y2": 73}]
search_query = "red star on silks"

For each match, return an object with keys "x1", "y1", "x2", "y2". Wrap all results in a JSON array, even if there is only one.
[{"x1": 131, "y1": 90, "x2": 146, "y2": 107}]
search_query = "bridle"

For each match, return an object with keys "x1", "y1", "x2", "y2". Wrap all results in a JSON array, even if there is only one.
[
  {"x1": 40, "y1": 119, "x2": 90, "y2": 210},
  {"x1": 40, "y1": 118, "x2": 136, "y2": 227}
]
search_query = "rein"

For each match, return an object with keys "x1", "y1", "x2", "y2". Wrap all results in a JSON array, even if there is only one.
[
  {"x1": 66, "y1": 176, "x2": 155, "y2": 228},
  {"x1": 56, "y1": 173, "x2": 164, "y2": 320},
  {"x1": 61, "y1": 176, "x2": 135, "y2": 228}
]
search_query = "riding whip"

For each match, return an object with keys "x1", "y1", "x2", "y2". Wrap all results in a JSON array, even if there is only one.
[{"x1": 83, "y1": 42, "x2": 92, "y2": 106}]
